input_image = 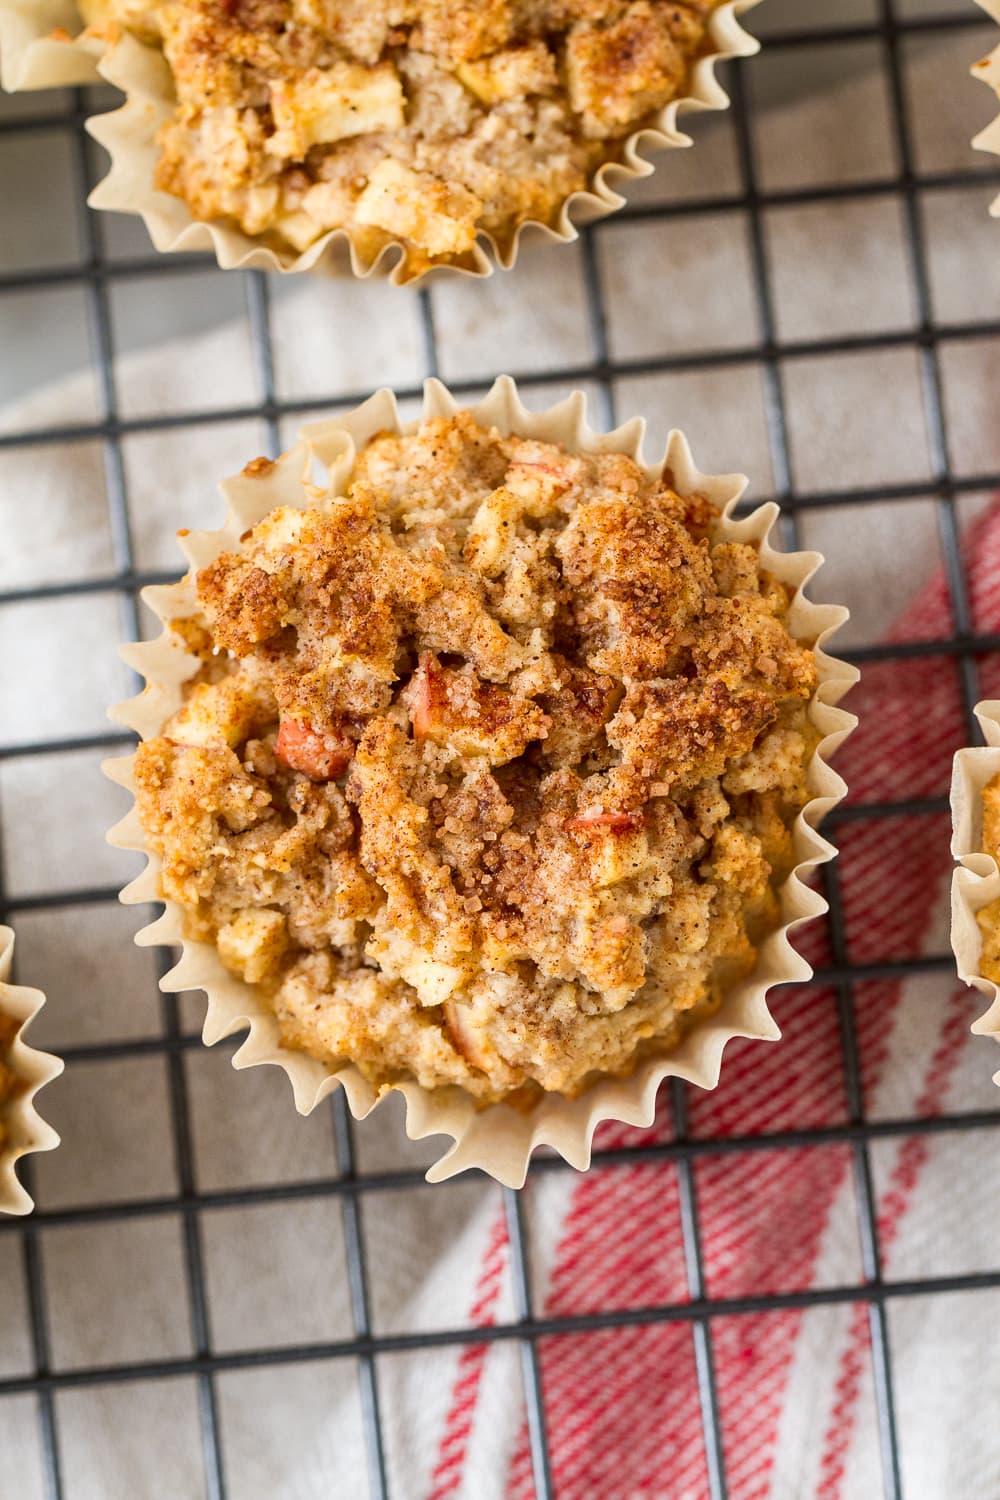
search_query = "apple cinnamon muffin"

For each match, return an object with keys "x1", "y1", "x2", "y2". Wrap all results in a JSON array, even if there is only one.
[
  {"x1": 133, "y1": 411, "x2": 818, "y2": 1105},
  {"x1": 78, "y1": 0, "x2": 725, "y2": 274},
  {"x1": 975, "y1": 777, "x2": 1000, "y2": 981}
]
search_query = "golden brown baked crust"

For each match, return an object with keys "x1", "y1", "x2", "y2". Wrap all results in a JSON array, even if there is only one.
[
  {"x1": 0, "y1": 1016, "x2": 20, "y2": 1152},
  {"x1": 978, "y1": 778, "x2": 1000, "y2": 982},
  {"x1": 79, "y1": 0, "x2": 723, "y2": 273},
  {"x1": 134, "y1": 413, "x2": 817, "y2": 1104}
]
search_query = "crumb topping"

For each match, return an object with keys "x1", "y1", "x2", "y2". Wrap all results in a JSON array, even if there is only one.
[
  {"x1": 977, "y1": 777, "x2": 1000, "y2": 983},
  {"x1": 79, "y1": 0, "x2": 723, "y2": 275},
  {"x1": 0, "y1": 1016, "x2": 20, "y2": 1153},
  {"x1": 133, "y1": 412, "x2": 818, "y2": 1104}
]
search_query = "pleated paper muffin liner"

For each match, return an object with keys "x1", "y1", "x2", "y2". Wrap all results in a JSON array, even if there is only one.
[
  {"x1": 0, "y1": 926, "x2": 62, "y2": 1215},
  {"x1": 951, "y1": 701, "x2": 1000, "y2": 1078},
  {"x1": 1, "y1": 0, "x2": 760, "y2": 283},
  {"x1": 973, "y1": 0, "x2": 1000, "y2": 215},
  {"x1": 105, "y1": 376, "x2": 856, "y2": 1187},
  {"x1": 0, "y1": 0, "x2": 101, "y2": 90}
]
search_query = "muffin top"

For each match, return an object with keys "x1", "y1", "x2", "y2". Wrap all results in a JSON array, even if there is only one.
[
  {"x1": 79, "y1": 0, "x2": 722, "y2": 275},
  {"x1": 134, "y1": 412, "x2": 817, "y2": 1104}
]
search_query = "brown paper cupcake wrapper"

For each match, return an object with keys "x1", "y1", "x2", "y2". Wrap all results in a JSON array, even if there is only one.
[
  {"x1": 2, "y1": 0, "x2": 760, "y2": 282},
  {"x1": 951, "y1": 701, "x2": 1000, "y2": 1078},
  {"x1": 973, "y1": 0, "x2": 1000, "y2": 214},
  {"x1": 0, "y1": 927, "x2": 62, "y2": 1215},
  {"x1": 104, "y1": 376, "x2": 856, "y2": 1186}
]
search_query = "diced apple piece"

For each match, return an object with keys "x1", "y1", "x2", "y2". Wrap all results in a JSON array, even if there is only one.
[
  {"x1": 217, "y1": 908, "x2": 288, "y2": 984},
  {"x1": 273, "y1": 208, "x2": 323, "y2": 253},
  {"x1": 443, "y1": 1000, "x2": 494, "y2": 1072},
  {"x1": 463, "y1": 486, "x2": 524, "y2": 578},
  {"x1": 456, "y1": 42, "x2": 557, "y2": 104},
  {"x1": 565, "y1": 810, "x2": 645, "y2": 833},
  {"x1": 407, "y1": 655, "x2": 547, "y2": 765},
  {"x1": 402, "y1": 957, "x2": 466, "y2": 1008},
  {"x1": 407, "y1": 654, "x2": 446, "y2": 742},
  {"x1": 268, "y1": 61, "x2": 404, "y2": 159},
  {"x1": 275, "y1": 718, "x2": 353, "y2": 781},
  {"x1": 168, "y1": 676, "x2": 272, "y2": 751},
  {"x1": 504, "y1": 445, "x2": 584, "y2": 507},
  {"x1": 355, "y1": 159, "x2": 482, "y2": 257}
]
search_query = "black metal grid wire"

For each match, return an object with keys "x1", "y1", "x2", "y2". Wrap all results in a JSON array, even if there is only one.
[{"x1": 2, "y1": 4, "x2": 1000, "y2": 1497}]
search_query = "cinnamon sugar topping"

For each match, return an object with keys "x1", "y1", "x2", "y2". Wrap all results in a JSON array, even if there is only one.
[{"x1": 134, "y1": 413, "x2": 817, "y2": 1103}]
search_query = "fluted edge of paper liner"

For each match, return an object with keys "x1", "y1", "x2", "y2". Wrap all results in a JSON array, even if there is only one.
[
  {"x1": 951, "y1": 701, "x2": 1000, "y2": 1081},
  {"x1": 4, "y1": 0, "x2": 759, "y2": 282},
  {"x1": 972, "y1": 0, "x2": 1000, "y2": 215},
  {"x1": 0, "y1": 928, "x2": 63, "y2": 1215},
  {"x1": 103, "y1": 375, "x2": 857, "y2": 1187},
  {"x1": 0, "y1": 0, "x2": 103, "y2": 90}
]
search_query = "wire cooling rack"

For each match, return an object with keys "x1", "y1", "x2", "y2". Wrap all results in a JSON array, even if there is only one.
[{"x1": 2, "y1": 3, "x2": 1000, "y2": 1498}]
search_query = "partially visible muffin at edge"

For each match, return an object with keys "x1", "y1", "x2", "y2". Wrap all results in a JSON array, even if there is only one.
[
  {"x1": 974, "y1": 776, "x2": 1000, "y2": 980},
  {"x1": 78, "y1": 0, "x2": 726, "y2": 275},
  {"x1": 0, "y1": 1017, "x2": 21, "y2": 1154},
  {"x1": 132, "y1": 411, "x2": 819, "y2": 1108}
]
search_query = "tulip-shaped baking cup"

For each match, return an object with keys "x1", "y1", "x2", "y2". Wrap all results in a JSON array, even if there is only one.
[{"x1": 106, "y1": 376, "x2": 856, "y2": 1187}]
